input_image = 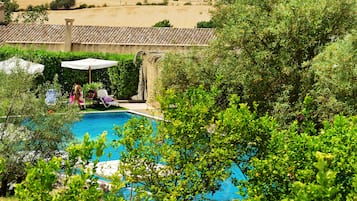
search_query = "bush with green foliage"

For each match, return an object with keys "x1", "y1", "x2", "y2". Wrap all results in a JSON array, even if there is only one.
[
  {"x1": 306, "y1": 31, "x2": 357, "y2": 126},
  {"x1": 49, "y1": 0, "x2": 75, "y2": 10},
  {"x1": 108, "y1": 59, "x2": 140, "y2": 99},
  {"x1": 152, "y1": 19, "x2": 172, "y2": 27},
  {"x1": 196, "y1": 20, "x2": 216, "y2": 28},
  {"x1": 15, "y1": 133, "x2": 126, "y2": 201},
  {"x1": 241, "y1": 104, "x2": 357, "y2": 200}
]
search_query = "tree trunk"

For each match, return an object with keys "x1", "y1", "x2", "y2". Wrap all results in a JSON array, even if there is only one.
[{"x1": 0, "y1": 178, "x2": 8, "y2": 197}]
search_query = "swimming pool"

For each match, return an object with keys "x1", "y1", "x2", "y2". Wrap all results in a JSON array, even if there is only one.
[
  {"x1": 71, "y1": 111, "x2": 155, "y2": 161},
  {"x1": 71, "y1": 112, "x2": 245, "y2": 201}
]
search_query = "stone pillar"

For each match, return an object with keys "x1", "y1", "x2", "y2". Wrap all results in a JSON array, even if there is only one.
[
  {"x1": 0, "y1": 2, "x2": 5, "y2": 24},
  {"x1": 143, "y1": 52, "x2": 163, "y2": 106},
  {"x1": 64, "y1": 18, "x2": 74, "y2": 52}
]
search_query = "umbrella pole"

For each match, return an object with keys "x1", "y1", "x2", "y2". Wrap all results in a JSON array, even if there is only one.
[{"x1": 89, "y1": 66, "x2": 92, "y2": 83}]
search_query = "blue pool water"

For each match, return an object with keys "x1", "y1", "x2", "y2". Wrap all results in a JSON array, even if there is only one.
[
  {"x1": 71, "y1": 112, "x2": 139, "y2": 161},
  {"x1": 71, "y1": 112, "x2": 245, "y2": 201}
]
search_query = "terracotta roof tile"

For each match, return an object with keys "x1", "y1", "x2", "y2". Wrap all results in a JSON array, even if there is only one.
[{"x1": 0, "y1": 24, "x2": 216, "y2": 46}]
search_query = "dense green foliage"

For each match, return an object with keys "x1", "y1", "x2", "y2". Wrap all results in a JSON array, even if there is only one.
[
  {"x1": 307, "y1": 31, "x2": 357, "y2": 126},
  {"x1": 102, "y1": 85, "x2": 273, "y2": 200},
  {"x1": 155, "y1": 0, "x2": 357, "y2": 199},
  {"x1": 211, "y1": 0, "x2": 356, "y2": 120},
  {"x1": 242, "y1": 107, "x2": 357, "y2": 200},
  {"x1": 0, "y1": 46, "x2": 139, "y2": 99},
  {"x1": 196, "y1": 20, "x2": 216, "y2": 28},
  {"x1": 16, "y1": 133, "x2": 126, "y2": 200},
  {"x1": 160, "y1": 0, "x2": 356, "y2": 127},
  {"x1": 0, "y1": 69, "x2": 80, "y2": 196},
  {"x1": 108, "y1": 59, "x2": 140, "y2": 99}
]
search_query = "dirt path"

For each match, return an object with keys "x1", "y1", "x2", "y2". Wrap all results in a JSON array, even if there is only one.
[{"x1": 15, "y1": 0, "x2": 214, "y2": 28}]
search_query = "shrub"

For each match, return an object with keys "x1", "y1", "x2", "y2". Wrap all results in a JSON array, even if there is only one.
[
  {"x1": 78, "y1": 3, "x2": 88, "y2": 9},
  {"x1": 49, "y1": 0, "x2": 75, "y2": 10},
  {"x1": 196, "y1": 20, "x2": 216, "y2": 28},
  {"x1": 152, "y1": 19, "x2": 172, "y2": 27}
]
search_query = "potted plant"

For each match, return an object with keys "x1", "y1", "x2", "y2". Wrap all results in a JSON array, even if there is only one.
[{"x1": 83, "y1": 82, "x2": 103, "y2": 99}]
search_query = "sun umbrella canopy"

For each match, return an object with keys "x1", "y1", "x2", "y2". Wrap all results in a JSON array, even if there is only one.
[
  {"x1": 0, "y1": 57, "x2": 44, "y2": 74},
  {"x1": 61, "y1": 58, "x2": 118, "y2": 83}
]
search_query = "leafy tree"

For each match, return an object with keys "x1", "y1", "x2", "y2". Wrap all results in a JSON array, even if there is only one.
[
  {"x1": 16, "y1": 133, "x2": 126, "y2": 200},
  {"x1": 208, "y1": 0, "x2": 356, "y2": 119},
  {"x1": 152, "y1": 19, "x2": 173, "y2": 27},
  {"x1": 0, "y1": 69, "x2": 79, "y2": 196},
  {"x1": 112, "y1": 84, "x2": 275, "y2": 200},
  {"x1": 2, "y1": 0, "x2": 48, "y2": 24},
  {"x1": 306, "y1": 31, "x2": 357, "y2": 125},
  {"x1": 241, "y1": 110, "x2": 357, "y2": 200},
  {"x1": 158, "y1": 51, "x2": 206, "y2": 92},
  {"x1": 159, "y1": 0, "x2": 356, "y2": 127},
  {"x1": 1, "y1": 0, "x2": 19, "y2": 24},
  {"x1": 113, "y1": 117, "x2": 158, "y2": 200}
]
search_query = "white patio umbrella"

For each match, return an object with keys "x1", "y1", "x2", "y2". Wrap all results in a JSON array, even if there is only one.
[
  {"x1": 61, "y1": 58, "x2": 118, "y2": 83},
  {"x1": 0, "y1": 57, "x2": 44, "y2": 74}
]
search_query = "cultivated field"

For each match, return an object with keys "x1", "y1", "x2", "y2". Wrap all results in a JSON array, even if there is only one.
[{"x1": 15, "y1": 0, "x2": 214, "y2": 28}]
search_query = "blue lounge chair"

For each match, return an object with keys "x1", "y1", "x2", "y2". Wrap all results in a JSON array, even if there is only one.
[{"x1": 45, "y1": 89, "x2": 57, "y2": 105}]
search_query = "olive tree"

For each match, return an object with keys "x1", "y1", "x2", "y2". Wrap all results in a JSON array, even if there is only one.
[
  {"x1": 209, "y1": 0, "x2": 356, "y2": 115},
  {"x1": 160, "y1": 0, "x2": 356, "y2": 127},
  {"x1": 0, "y1": 69, "x2": 79, "y2": 196},
  {"x1": 306, "y1": 31, "x2": 357, "y2": 126}
]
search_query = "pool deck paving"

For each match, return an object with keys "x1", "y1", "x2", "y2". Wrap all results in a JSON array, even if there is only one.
[{"x1": 119, "y1": 102, "x2": 163, "y2": 119}]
